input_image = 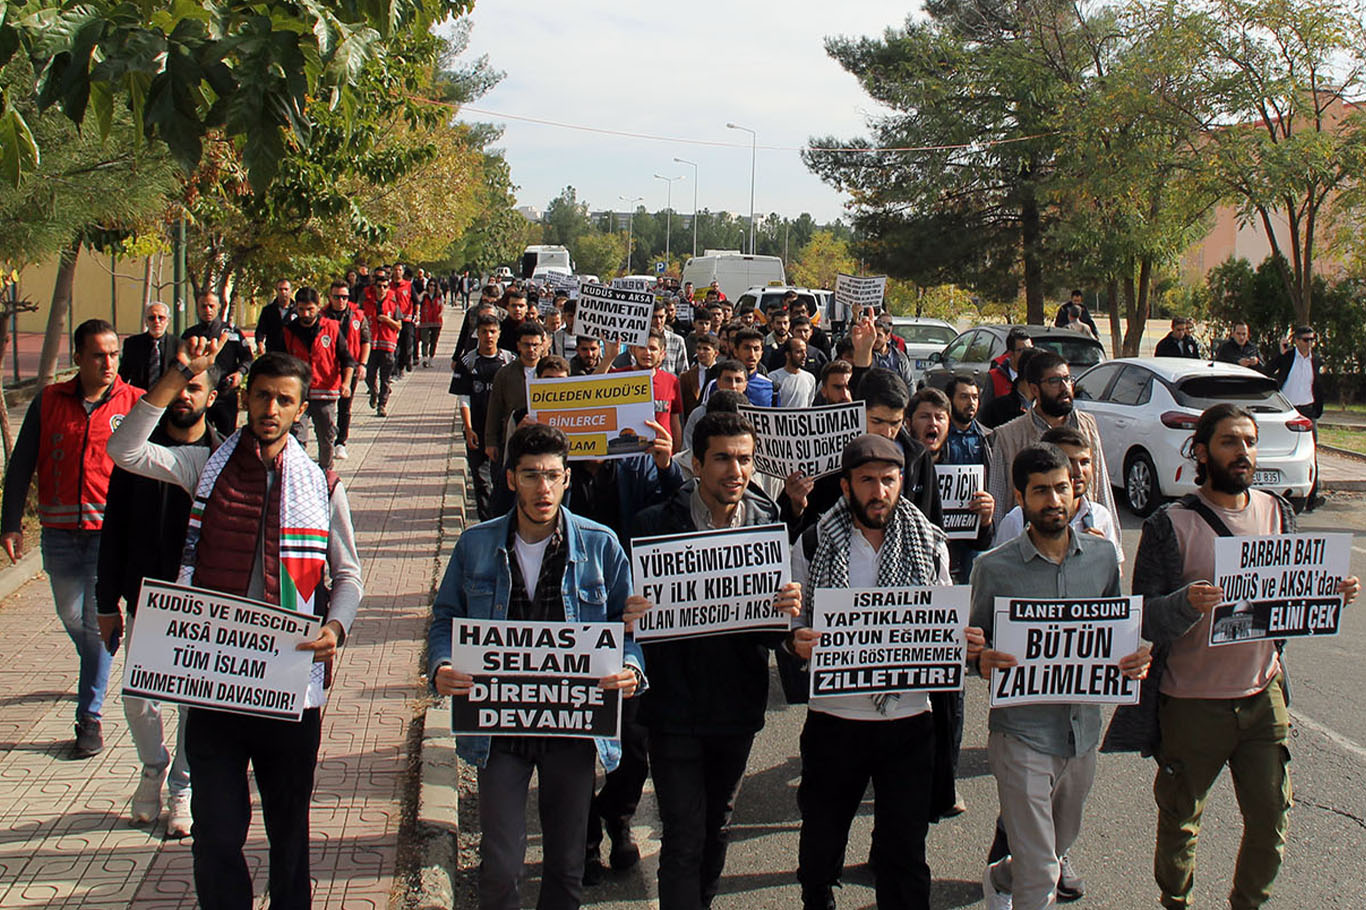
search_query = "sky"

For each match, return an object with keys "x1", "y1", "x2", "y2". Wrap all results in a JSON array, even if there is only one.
[{"x1": 449, "y1": 2, "x2": 918, "y2": 224}]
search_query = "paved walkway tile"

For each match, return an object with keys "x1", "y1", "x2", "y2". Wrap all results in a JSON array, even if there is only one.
[{"x1": 0, "y1": 309, "x2": 468, "y2": 908}]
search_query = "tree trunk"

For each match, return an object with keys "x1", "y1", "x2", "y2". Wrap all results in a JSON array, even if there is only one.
[
  {"x1": 1021, "y1": 187, "x2": 1045, "y2": 324},
  {"x1": 141, "y1": 255, "x2": 153, "y2": 310},
  {"x1": 1121, "y1": 264, "x2": 1143, "y2": 357},
  {"x1": 1136, "y1": 257, "x2": 1154, "y2": 356},
  {"x1": 1105, "y1": 278, "x2": 1122, "y2": 358},
  {"x1": 0, "y1": 307, "x2": 12, "y2": 464},
  {"x1": 39, "y1": 238, "x2": 81, "y2": 388}
]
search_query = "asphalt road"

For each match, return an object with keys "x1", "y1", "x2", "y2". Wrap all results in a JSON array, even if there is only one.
[{"x1": 472, "y1": 493, "x2": 1366, "y2": 909}]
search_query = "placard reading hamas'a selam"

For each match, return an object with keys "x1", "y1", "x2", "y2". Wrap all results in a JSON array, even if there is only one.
[
  {"x1": 450, "y1": 619, "x2": 624, "y2": 738},
  {"x1": 936, "y1": 464, "x2": 984, "y2": 540},
  {"x1": 834, "y1": 273, "x2": 888, "y2": 319},
  {"x1": 528, "y1": 370, "x2": 656, "y2": 460},
  {"x1": 810, "y1": 587, "x2": 968, "y2": 698},
  {"x1": 739, "y1": 403, "x2": 866, "y2": 479},
  {"x1": 630, "y1": 524, "x2": 792, "y2": 642},
  {"x1": 576, "y1": 282, "x2": 654, "y2": 347},
  {"x1": 990, "y1": 596, "x2": 1143, "y2": 707},
  {"x1": 122, "y1": 580, "x2": 320, "y2": 721},
  {"x1": 1208, "y1": 532, "x2": 1351, "y2": 647}
]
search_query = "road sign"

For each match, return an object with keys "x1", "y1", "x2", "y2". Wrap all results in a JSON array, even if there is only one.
[{"x1": 655, "y1": 261, "x2": 666, "y2": 274}]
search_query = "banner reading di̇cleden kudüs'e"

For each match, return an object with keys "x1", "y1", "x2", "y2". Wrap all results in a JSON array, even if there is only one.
[
  {"x1": 1208, "y1": 532, "x2": 1352, "y2": 646},
  {"x1": 630, "y1": 524, "x2": 792, "y2": 641},
  {"x1": 989, "y1": 596, "x2": 1142, "y2": 707},
  {"x1": 527, "y1": 370, "x2": 657, "y2": 461},
  {"x1": 809, "y1": 586, "x2": 968, "y2": 698},
  {"x1": 122, "y1": 579, "x2": 320, "y2": 721},
  {"x1": 450, "y1": 619, "x2": 624, "y2": 738}
]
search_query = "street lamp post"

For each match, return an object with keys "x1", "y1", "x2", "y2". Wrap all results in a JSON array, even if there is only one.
[
  {"x1": 725, "y1": 122, "x2": 757, "y2": 255},
  {"x1": 673, "y1": 157, "x2": 699, "y2": 259},
  {"x1": 653, "y1": 173, "x2": 685, "y2": 267},
  {"x1": 618, "y1": 195, "x2": 643, "y2": 274}
]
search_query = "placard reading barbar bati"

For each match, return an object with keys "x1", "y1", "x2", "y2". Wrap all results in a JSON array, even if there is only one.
[
  {"x1": 528, "y1": 370, "x2": 656, "y2": 460},
  {"x1": 1209, "y1": 532, "x2": 1351, "y2": 647},
  {"x1": 122, "y1": 579, "x2": 320, "y2": 721},
  {"x1": 576, "y1": 282, "x2": 654, "y2": 347},
  {"x1": 739, "y1": 402, "x2": 866, "y2": 479},
  {"x1": 450, "y1": 619, "x2": 624, "y2": 738},
  {"x1": 990, "y1": 596, "x2": 1142, "y2": 707},
  {"x1": 631, "y1": 524, "x2": 792, "y2": 641},
  {"x1": 810, "y1": 586, "x2": 968, "y2": 697},
  {"x1": 936, "y1": 464, "x2": 984, "y2": 540}
]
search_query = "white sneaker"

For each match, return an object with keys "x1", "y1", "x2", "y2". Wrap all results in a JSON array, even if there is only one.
[
  {"x1": 983, "y1": 861, "x2": 1013, "y2": 910},
  {"x1": 131, "y1": 766, "x2": 166, "y2": 824},
  {"x1": 334, "y1": 444, "x2": 348, "y2": 461},
  {"x1": 166, "y1": 790, "x2": 193, "y2": 838}
]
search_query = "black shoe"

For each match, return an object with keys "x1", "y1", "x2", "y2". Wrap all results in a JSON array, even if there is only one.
[
  {"x1": 377, "y1": 406, "x2": 388, "y2": 417},
  {"x1": 582, "y1": 843, "x2": 604, "y2": 887},
  {"x1": 369, "y1": 393, "x2": 377, "y2": 409},
  {"x1": 73, "y1": 717, "x2": 103, "y2": 758},
  {"x1": 604, "y1": 818, "x2": 640, "y2": 870},
  {"x1": 1056, "y1": 853, "x2": 1085, "y2": 902},
  {"x1": 801, "y1": 885, "x2": 837, "y2": 910}
]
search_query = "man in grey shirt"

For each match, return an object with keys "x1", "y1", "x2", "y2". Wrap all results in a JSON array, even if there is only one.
[
  {"x1": 108, "y1": 337, "x2": 363, "y2": 910},
  {"x1": 971, "y1": 443, "x2": 1148, "y2": 910}
]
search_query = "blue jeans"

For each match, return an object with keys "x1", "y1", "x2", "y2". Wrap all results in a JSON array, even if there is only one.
[{"x1": 41, "y1": 528, "x2": 110, "y2": 721}]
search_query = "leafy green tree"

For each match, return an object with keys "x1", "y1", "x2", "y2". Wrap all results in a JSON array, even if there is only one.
[
  {"x1": 573, "y1": 232, "x2": 626, "y2": 281},
  {"x1": 543, "y1": 186, "x2": 594, "y2": 250},
  {"x1": 789, "y1": 231, "x2": 855, "y2": 291}
]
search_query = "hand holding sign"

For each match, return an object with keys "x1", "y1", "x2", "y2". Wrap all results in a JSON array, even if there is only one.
[
  {"x1": 296, "y1": 620, "x2": 344, "y2": 662},
  {"x1": 624, "y1": 595, "x2": 651, "y2": 633},
  {"x1": 792, "y1": 626, "x2": 819, "y2": 661},
  {"x1": 1119, "y1": 644, "x2": 1153, "y2": 680},
  {"x1": 434, "y1": 664, "x2": 475, "y2": 696},
  {"x1": 599, "y1": 668, "x2": 639, "y2": 699},
  {"x1": 1188, "y1": 581, "x2": 1224, "y2": 614},
  {"x1": 646, "y1": 419, "x2": 672, "y2": 470},
  {"x1": 969, "y1": 490, "x2": 994, "y2": 525},
  {"x1": 784, "y1": 471, "x2": 814, "y2": 515},
  {"x1": 773, "y1": 581, "x2": 803, "y2": 617}
]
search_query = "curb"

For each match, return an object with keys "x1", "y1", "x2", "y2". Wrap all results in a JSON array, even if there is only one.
[
  {"x1": 413, "y1": 699, "x2": 459, "y2": 910},
  {"x1": 0, "y1": 549, "x2": 43, "y2": 604},
  {"x1": 1319, "y1": 444, "x2": 1366, "y2": 492}
]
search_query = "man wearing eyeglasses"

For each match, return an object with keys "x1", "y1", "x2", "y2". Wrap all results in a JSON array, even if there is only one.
[
  {"x1": 428, "y1": 423, "x2": 643, "y2": 910},
  {"x1": 1269, "y1": 325, "x2": 1325, "y2": 508},
  {"x1": 986, "y1": 350, "x2": 1117, "y2": 525},
  {"x1": 326, "y1": 280, "x2": 370, "y2": 461},
  {"x1": 120, "y1": 302, "x2": 179, "y2": 390}
]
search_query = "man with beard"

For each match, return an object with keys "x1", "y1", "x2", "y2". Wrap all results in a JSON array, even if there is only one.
[
  {"x1": 569, "y1": 335, "x2": 602, "y2": 376},
  {"x1": 973, "y1": 444, "x2": 1151, "y2": 910},
  {"x1": 109, "y1": 341, "x2": 363, "y2": 910},
  {"x1": 811, "y1": 359, "x2": 853, "y2": 407},
  {"x1": 254, "y1": 278, "x2": 295, "y2": 356},
  {"x1": 623, "y1": 413, "x2": 802, "y2": 910},
  {"x1": 944, "y1": 376, "x2": 992, "y2": 469},
  {"x1": 96, "y1": 363, "x2": 220, "y2": 836},
  {"x1": 787, "y1": 434, "x2": 981, "y2": 909},
  {"x1": 770, "y1": 336, "x2": 817, "y2": 408},
  {"x1": 183, "y1": 291, "x2": 253, "y2": 435},
  {"x1": 283, "y1": 287, "x2": 355, "y2": 470},
  {"x1": 986, "y1": 350, "x2": 1115, "y2": 527},
  {"x1": 1116, "y1": 404, "x2": 1358, "y2": 909}
]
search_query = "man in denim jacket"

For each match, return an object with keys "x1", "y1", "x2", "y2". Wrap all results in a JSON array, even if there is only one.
[{"x1": 428, "y1": 423, "x2": 645, "y2": 910}]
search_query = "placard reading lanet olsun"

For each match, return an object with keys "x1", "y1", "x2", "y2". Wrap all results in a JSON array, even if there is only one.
[{"x1": 123, "y1": 580, "x2": 320, "y2": 721}]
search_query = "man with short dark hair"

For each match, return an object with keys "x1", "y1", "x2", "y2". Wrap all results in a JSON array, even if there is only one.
[
  {"x1": 2, "y1": 318, "x2": 142, "y2": 757},
  {"x1": 255, "y1": 277, "x2": 295, "y2": 356},
  {"x1": 1214, "y1": 322, "x2": 1263, "y2": 369},
  {"x1": 772, "y1": 336, "x2": 817, "y2": 408},
  {"x1": 812, "y1": 360, "x2": 853, "y2": 406},
  {"x1": 1053, "y1": 290, "x2": 1098, "y2": 336},
  {"x1": 485, "y1": 321, "x2": 547, "y2": 463},
  {"x1": 702, "y1": 328, "x2": 775, "y2": 407},
  {"x1": 326, "y1": 279, "x2": 370, "y2": 462},
  {"x1": 1268, "y1": 324, "x2": 1324, "y2": 507},
  {"x1": 1156, "y1": 317, "x2": 1201, "y2": 358},
  {"x1": 183, "y1": 290, "x2": 253, "y2": 435},
  {"x1": 109, "y1": 343, "x2": 363, "y2": 910},
  {"x1": 624, "y1": 412, "x2": 801, "y2": 910},
  {"x1": 980, "y1": 348, "x2": 1038, "y2": 430},
  {"x1": 458, "y1": 316, "x2": 515, "y2": 521},
  {"x1": 683, "y1": 359, "x2": 747, "y2": 451},
  {"x1": 430, "y1": 423, "x2": 642, "y2": 910},
  {"x1": 1124, "y1": 403, "x2": 1357, "y2": 909},
  {"x1": 499, "y1": 290, "x2": 530, "y2": 353},
  {"x1": 283, "y1": 286, "x2": 355, "y2": 470},
  {"x1": 681, "y1": 333, "x2": 718, "y2": 419},
  {"x1": 570, "y1": 335, "x2": 602, "y2": 376},
  {"x1": 363, "y1": 269, "x2": 402, "y2": 416},
  {"x1": 989, "y1": 329, "x2": 1034, "y2": 400}
]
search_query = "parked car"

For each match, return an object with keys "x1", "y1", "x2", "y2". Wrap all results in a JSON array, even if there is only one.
[
  {"x1": 889, "y1": 317, "x2": 958, "y2": 387},
  {"x1": 920, "y1": 324, "x2": 1106, "y2": 399},
  {"x1": 732, "y1": 286, "x2": 823, "y2": 321},
  {"x1": 1073, "y1": 357, "x2": 1315, "y2": 515}
]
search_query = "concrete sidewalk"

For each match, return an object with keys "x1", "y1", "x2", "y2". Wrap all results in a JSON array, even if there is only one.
[{"x1": 0, "y1": 309, "x2": 468, "y2": 908}]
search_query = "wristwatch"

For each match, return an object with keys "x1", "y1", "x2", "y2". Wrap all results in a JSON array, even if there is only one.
[{"x1": 176, "y1": 361, "x2": 196, "y2": 382}]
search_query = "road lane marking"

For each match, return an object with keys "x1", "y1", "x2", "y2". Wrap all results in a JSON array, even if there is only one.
[
  {"x1": 1353, "y1": 545, "x2": 1366, "y2": 556},
  {"x1": 1291, "y1": 709, "x2": 1366, "y2": 764}
]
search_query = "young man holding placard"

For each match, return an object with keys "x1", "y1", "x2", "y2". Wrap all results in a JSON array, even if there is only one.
[
  {"x1": 429, "y1": 423, "x2": 643, "y2": 910},
  {"x1": 971, "y1": 444, "x2": 1150, "y2": 910},
  {"x1": 1125, "y1": 403, "x2": 1358, "y2": 910},
  {"x1": 624, "y1": 412, "x2": 802, "y2": 910},
  {"x1": 788, "y1": 434, "x2": 978, "y2": 910},
  {"x1": 108, "y1": 340, "x2": 363, "y2": 910}
]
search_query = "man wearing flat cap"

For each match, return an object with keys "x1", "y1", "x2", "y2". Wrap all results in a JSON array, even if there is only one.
[{"x1": 786, "y1": 434, "x2": 985, "y2": 909}]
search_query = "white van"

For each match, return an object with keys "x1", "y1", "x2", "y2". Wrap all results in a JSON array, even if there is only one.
[
  {"x1": 681, "y1": 253, "x2": 785, "y2": 302},
  {"x1": 521, "y1": 245, "x2": 574, "y2": 278}
]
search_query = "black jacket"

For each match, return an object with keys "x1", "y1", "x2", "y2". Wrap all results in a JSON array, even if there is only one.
[
  {"x1": 979, "y1": 390, "x2": 1027, "y2": 429},
  {"x1": 1154, "y1": 334, "x2": 1201, "y2": 358},
  {"x1": 634, "y1": 481, "x2": 785, "y2": 736},
  {"x1": 1214, "y1": 338, "x2": 1264, "y2": 369},
  {"x1": 118, "y1": 332, "x2": 179, "y2": 391},
  {"x1": 1267, "y1": 348, "x2": 1325, "y2": 419},
  {"x1": 96, "y1": 420, "x2": 219, "y2": 616}
]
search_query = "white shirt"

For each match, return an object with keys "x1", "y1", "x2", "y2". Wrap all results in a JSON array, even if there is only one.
[
  {"x1": 1284, "y1": 349, "x2": 1315, "y2": 406},
  {"x1": 513, "y1": 532, "x2": 553, "y2": 601},
  {"x1": 771, "y1": 367, "x2": 817, "y2": 408},
  {"x1": 793, "y1": 530, "x2": 954, "y2": 721},
  {"x1": 992, "y1": 496, "x2": 1123, "y2": 563}
]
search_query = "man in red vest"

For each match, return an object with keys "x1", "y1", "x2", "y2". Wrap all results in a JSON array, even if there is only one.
[
  {"x1": 109, "y1": 338, "x2": 363, "y2": 910},
  {"x1": 1, "y1": 318, "x2": 142, "y2": 757},
  {"x1": 284, "y1": 286, "x2": 354, "y2": 470},
  {"x1": 363, "y1": 268, "x2": 402, "y2": 417},
  {"x1": 325, "y1": 279, "x2": 370, "y2": 462}
]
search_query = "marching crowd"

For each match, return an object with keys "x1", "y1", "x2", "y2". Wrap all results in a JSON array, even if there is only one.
[
  {"x1": 431, "y1": 279, "x2": 1357, "y2": 910},
  {"x1": 0, "y1": 264, "x2": 1353, "y2": 910}
]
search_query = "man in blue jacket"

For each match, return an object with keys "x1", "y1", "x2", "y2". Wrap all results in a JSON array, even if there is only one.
[{"x1": 428, "y1": 423, "x2": 645, "y2": 910}]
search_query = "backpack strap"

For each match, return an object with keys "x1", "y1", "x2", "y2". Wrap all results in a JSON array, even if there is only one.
[{"x1": 1178, "y1": 493, "x2": 1234, "y2": 537}]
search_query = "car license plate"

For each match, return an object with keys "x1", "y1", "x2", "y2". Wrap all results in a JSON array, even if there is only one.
[
  {"x1": 1252, "y1": 469, "x2": 1281, "y2": 486},
  {"x1": 915, "y1": 359, "x2": 930, "y2": 371}
]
